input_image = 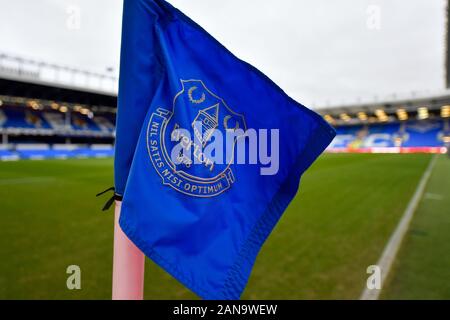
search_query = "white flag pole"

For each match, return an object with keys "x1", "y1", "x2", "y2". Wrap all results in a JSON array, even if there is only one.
[{"x1": 112, "y1": 200, "x2": 145, "y2": 300}]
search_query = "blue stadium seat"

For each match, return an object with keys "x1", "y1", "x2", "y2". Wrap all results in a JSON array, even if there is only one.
[
  {"x1": 1, "y1": 108, "x2": 52, "y2": 129},
  {"x1": 330, "y1": 119, "x2": 448, "y2": 151}
]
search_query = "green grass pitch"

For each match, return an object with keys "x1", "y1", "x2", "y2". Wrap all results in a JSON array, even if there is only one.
[
  {"x1": 0, "y1": 153, "x2": 447, "y2": 299},
  {"x1": 381, "y1": 155, "x2": 450, "y2": 299}
]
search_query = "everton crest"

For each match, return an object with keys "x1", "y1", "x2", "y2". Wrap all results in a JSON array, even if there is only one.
[{"x1": 146, "y1": 79, "x2": 246, "y2": 197}]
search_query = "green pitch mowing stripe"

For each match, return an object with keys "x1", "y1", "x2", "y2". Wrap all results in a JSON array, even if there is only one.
[
  {"x1": 381, "y1": 155, "x2": 450, "y2": 299},
  {"x1": 241, "y1": 153, "x2": 431, "y2": 299},
  {"x1": 0, "y1": 159, "x2": 116, "y2": 300},
  {"x1": 360, "y1": 155, "x2": 437, "y2": 300},
  {"x1": 0, "y1": 154, "x2": 431, "y2": 299}
]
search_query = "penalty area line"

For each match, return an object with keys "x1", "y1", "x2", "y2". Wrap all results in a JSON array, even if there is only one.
[{"x1": 359, "y1": 154, "x2": 438, "y2": 300}]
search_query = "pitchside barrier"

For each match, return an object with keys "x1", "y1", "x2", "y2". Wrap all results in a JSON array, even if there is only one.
[
  {"x1": 327, "y1": 147, "x2": 448, "y2": 154},
  {"x1": 0, "y1": 143, "x2": 114, "y2": 161}
]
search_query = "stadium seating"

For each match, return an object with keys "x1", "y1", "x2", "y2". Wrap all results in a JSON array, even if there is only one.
[
  {"x1": 0, "y1": 105, "x2": 116, "y2": 160},
  {"x1": 1, "y1": 104, "x2": 449, "y2": 160},
  {"x1": 329, "y1": 119, "x2": 450, "y2": 153},
  {"x1": 0, "y1": 105, "x2": 115, "y2": 136}
]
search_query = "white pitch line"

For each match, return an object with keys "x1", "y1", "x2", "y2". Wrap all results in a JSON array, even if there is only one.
[{"x1": 360, "y1": 154, "x2": 438, "y2": 300}]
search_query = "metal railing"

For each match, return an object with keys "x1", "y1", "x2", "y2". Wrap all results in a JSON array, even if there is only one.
[{"x1": 0, "y1": 52, "x2": 118, "y2": 95}]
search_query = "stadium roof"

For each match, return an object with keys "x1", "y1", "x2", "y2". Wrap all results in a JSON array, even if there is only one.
[
  {"x1": 0, "y1": 52, "x2": 117, "y2": 97},
  {"x1": 0, "y1": 78, "x2": 117, "y2": 112}
]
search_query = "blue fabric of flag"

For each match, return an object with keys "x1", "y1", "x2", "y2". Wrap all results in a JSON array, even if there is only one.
[{"x1": 114, "y1": 0, "x2": 335, "y2": 299}]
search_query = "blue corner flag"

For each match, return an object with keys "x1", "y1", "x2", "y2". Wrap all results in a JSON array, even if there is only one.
[{"x1": 114, "y1": 0, "x2": 335, "y2": 299}]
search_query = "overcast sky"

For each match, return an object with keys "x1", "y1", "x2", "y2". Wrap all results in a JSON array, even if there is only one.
[{"x1": 0, "y1": 0, "x2": 446, "y2": 107}]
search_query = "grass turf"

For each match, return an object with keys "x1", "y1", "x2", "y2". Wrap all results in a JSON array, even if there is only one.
[
  {"x1": 381, "y1": 155, "x2": 450, "y2": 299},
  {"x1": 0, "y1": 153, "x2": 434, "y2": 299}
]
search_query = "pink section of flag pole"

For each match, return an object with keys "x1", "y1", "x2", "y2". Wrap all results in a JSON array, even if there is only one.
[{"x1": 112, "y1": 201, "x2": 145, "y2": 300}]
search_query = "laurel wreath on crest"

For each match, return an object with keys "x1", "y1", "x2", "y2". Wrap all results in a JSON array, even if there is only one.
[{"x1": 188, "y1": 86, "x2": 206, "y2": 104}]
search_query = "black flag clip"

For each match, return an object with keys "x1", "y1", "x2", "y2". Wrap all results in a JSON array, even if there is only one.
[{"x1": 96, "y1": 187, "x2": 123, "y2": 211}]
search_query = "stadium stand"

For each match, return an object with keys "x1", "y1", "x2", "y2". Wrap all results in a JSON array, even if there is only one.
[
  {"x1": 320, "y1": 94, "x2": 450, "y2": 154},
  {"x1": 1, "y1": 98, "x2": 449, "y2": 160},
  {"x1": 0, "y1": 75, "x2": 117, "y2": 161},
  {"x1": 0, "y1": 104, "x2": 115, "y2": 160},
  {"x1": 1, "y1": 70, "x2": 449, "y2": 161},
  {"x1": 0, "y1": 105, "x2": 115, "y2": 136},
  {"x1": 329, "y1": 119, "x2": 449, "y2": 153}
]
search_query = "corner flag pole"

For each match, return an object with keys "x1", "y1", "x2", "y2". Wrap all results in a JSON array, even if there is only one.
[{"x1": 112, "y1": 201, "x2": 145, "y2": 300}]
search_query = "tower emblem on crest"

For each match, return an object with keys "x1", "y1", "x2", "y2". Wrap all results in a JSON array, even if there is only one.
[
  {"x1": 192, "y1": 104, "x2": 219, "y2": 146},
  {"x1": 146, "y1": 79, "x2": 246, "y2": 197}
]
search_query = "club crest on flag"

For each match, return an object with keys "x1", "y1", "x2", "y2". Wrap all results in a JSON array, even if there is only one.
[{"x1": 146, "y1": 79, "x2": 247, "y2": 197}]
